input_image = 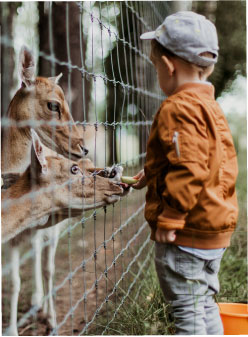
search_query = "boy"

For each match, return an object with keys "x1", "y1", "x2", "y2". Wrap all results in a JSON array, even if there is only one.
[{"x1": 133, "y1": 11, "x2": 238, "y2": 335}]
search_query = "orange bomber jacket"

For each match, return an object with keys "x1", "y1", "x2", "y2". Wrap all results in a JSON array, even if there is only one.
[{"x1": 144, "y1": 82, "x2": 239, "y2": 249}]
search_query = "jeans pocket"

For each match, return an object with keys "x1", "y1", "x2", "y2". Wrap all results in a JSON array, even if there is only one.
[
  {"x1": 154, "y1": 242, "x2": 168, "y2": 264},
  {"x1": 205, "y1": 258, "x2": 221, "y2": 274},
  {"x1": 175, "y1": 250, "x2": 204, "y2": 278}
]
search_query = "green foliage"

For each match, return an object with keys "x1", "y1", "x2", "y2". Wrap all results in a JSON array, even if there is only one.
[
  {"x1": 218, "y1": 143, "x2": 247, "y2": 303},
  {"x1": 218, "y1": 237, "x2": 247, "y2": 303},
  {"x1": 213, "y1": 1, "x2": 246, "y2": 97},
  {"x1": 193, "y1": 1, "x2": 246, "y2": 97}
]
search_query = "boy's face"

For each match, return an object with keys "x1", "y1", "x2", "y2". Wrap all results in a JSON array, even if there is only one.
[{"x1": 150, "y1": 53, "x2": 175, "y2": 96}]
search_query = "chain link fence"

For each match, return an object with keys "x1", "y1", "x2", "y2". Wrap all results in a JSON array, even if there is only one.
[{"x1": 1, "y1": 1, "x2": 172, "y2": 335}]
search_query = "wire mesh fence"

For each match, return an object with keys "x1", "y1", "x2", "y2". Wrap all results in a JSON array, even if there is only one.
[{"x1": 1, "y1": 1, "x2": 171, "y2": 335}]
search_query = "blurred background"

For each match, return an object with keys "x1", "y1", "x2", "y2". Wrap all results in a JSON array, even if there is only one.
[{"x1": 1, "y1": 1, "x2": 246, "y2": 335}]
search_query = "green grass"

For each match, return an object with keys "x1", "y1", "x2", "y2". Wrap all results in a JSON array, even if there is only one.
[{"x1": 218, "y1": 145, "x2": 247, "y2": 304}]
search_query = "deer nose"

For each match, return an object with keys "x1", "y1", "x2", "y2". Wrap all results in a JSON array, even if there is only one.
[
  {"x1": 109, "y1": 167, "x2": 117, "y2": 178},
  {"x1": 80, "y1": 145, "x2": 89, "y2": 156}
]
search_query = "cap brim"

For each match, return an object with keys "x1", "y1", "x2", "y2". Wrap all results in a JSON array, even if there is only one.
[{"x1": 140, "y1": 31, "x2": 156, "y2": 40}]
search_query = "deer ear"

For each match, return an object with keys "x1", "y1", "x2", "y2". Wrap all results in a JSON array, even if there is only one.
[
  {"x1": 19, "y1": 45, "x2": 36, "y2": 87},
  {"x1": 30, "y1": 129, "x2": 48, "y2": 174},
  {"x1": 48, "y1": 73, "x2": 63, "y2": 84}
]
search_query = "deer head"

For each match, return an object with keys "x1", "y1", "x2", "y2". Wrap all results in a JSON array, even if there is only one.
[
  {"x1": 30, "y1": 130, "x2": 123, "y2": 212},
  {"x1": 2, "y1": 131, "x2": 123, "y2": 242},
  {"x1": 8, "y1": 46, "x2": 87, "y2": 161}
]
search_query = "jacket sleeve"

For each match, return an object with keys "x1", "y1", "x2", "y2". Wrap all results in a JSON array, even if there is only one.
[{"x1": 157, "y1": 100, "x2": 210, "y2": 231}]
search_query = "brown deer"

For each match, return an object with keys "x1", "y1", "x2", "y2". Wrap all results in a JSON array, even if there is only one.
[
  {"x1": 1, "y1": 47, "x2": 88, "y2": 174},
  {"x1": 2, "y1": 130, "x2": 123, "y2": 335},
  {"x1": 2, "y1": 129, "x2": 123, "y2": 243},
  {"x1": 1, "y1": 46, "x2": 124, "y2": 335}
]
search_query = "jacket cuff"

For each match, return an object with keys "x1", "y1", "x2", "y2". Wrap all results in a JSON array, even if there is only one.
[
  {"x1": 157, "y1": 217, "x2": 185, "y2": 230},
  {"x1": 157, "y1": 206, "x2": 187, "y2": 230}
]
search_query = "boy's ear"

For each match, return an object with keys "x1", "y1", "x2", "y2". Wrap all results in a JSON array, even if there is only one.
[
  {"x1": 204, "y1": 64, "x2": 214, "y2": 79},
  {"x1": 30, "y1": 129, "x2": 48, "y2": 175},
  {"x1": 161, "y1": 55, "x2": 175, "y2": 76}
]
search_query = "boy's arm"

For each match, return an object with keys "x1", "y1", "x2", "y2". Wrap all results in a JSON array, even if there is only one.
[{"x1": 157, "y1": 100, "x2": 210, "y2": 231}]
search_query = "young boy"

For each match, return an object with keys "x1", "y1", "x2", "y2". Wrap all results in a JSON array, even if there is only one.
[{"x1": 132, "y1": 11, "x2": 239, "y2": 335}]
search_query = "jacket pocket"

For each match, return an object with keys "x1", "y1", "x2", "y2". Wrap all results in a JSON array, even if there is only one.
[
  {"x1": 167, "y1": 126, "x2": 207, "y2": 165},
  {"x1": 218, "y1": 133, "x2": 238, "y2": 199},
  {"x1": 218, "y1": 146, "x2": 228, "y2": 197}
]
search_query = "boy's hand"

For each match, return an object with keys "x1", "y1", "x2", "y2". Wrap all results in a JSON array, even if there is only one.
[
  {"x1": 132, "y1": 169, "x2": 147, "y2": 190},
  {"x1": 155, "y1": 228, "x2": 176, "y2": 243}
]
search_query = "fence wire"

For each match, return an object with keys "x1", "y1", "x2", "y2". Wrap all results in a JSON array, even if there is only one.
[{"x1": 1, "y1": 1, "x2": 169, "y2": 335}]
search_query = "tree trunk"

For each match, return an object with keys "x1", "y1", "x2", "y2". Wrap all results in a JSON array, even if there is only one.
[
  {"x1": 104, "y1": 2, "x2": 171, "y2": 166},
  {"x1": 170, "y1": 1, "x2": 192, "y2": 13},
  {"x1": 0, "y1": 2, "x2": 19, "y2": 118},
  {"x1": 38, "y1": 2, "x2": 91, "y2": 121}
]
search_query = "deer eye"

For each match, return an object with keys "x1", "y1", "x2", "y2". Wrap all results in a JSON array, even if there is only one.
[
  {"x1": 47, "y1": 102, "x2": 61, "y2": 118},
  {"x1": 71, "y1": 165, "x2": 80, "y2": 175}
]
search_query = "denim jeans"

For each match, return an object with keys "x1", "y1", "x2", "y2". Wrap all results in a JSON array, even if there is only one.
[{"x1": 155, "y1": 243, "x2": 224, "y2": 335}]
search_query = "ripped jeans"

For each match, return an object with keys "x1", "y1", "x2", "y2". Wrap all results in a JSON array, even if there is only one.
[{"x1": 155, "y1": 243, "x2": 224, "y2": 335}]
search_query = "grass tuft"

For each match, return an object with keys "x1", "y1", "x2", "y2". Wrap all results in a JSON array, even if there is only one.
[{"x1": 90, "y1": 261, "x2": 175, "y2": 335}]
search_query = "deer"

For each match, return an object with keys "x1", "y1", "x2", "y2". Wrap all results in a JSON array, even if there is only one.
[
  {"x1": 2, "y1": 130, "x2": 123, "y2": 335},
  {"x1": 1, "y1": 46, "x2": 125, "y2": 335}
]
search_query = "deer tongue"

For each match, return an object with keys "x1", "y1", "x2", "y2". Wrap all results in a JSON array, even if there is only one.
[{"x1": 118, "y1": 182, "x2": 130, "y2": 190}]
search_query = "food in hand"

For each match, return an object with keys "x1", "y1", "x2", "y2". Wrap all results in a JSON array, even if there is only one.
[{"x1": 121, "y1": 176, "x2": 138, "y2": 185}]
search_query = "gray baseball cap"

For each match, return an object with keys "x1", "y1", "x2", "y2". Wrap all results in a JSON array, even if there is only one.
[{"x1": 140, "y1": 11, "x2": 219, "y2": 67}]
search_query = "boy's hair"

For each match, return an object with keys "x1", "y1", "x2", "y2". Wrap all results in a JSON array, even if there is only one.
[
  {"x1": 151, "y1": 39, "x2": 214, "y2": 75},
  {"x1": 151, "y1": 39, "x2": 175, "y2": 60}
]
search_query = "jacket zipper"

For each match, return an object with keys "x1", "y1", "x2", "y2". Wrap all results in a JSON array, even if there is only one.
[{"x1": 172, "y1": 131, "x2": 180, "y2": 157}]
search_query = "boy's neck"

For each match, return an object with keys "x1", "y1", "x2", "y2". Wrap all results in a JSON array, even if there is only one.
[
  {"x1": 169, "y1": 57, "x2": 212, "y2": 95},
  {"x1": 171, "y1": 73, "x2": 210, "y2": 95},
  {"x1": 176, "y1": 69, "x2": 208, "y2": 86}
]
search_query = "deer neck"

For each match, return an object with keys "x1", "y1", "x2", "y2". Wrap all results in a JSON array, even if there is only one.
[
  {"x1": 1, "y1": 170, "x2": 55, "y2": 243},
  {"x1": 2, "y1": 126, "x2": 32, "y2": 174}
]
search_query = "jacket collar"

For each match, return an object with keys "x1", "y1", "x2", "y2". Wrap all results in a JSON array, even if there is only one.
[{"x1": 172, "y1": 82, "x2": 215, "y2": 99}]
